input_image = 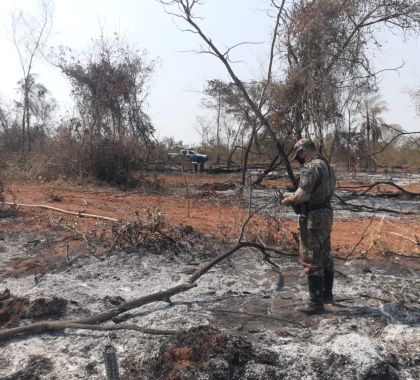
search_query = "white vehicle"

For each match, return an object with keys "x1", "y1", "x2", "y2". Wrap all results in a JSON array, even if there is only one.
[{"x1": 168, "y1": 149, "x2": 208, "y2": 163}]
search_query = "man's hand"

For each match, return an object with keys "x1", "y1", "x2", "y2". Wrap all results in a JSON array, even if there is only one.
[
  {"x1": 275, "y1": 190, "x2": 295, "y2": 206},
  {"x1": 281, "y1": 188, "x2": 309, "y2": 207},
  {"x1": 281, "y1": 196, "x2": 293, "y2": 207}
]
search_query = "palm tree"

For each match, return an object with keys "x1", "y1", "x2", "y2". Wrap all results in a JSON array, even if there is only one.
[{"x1": 358, "y1": 95, "x2": 389, "y2": 156}]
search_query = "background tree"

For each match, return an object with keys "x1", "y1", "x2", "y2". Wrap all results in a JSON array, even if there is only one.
[
  {"x1": 57, "y1": 33, "x2": 155, "y2": 144},
  {"x1": 273, "y1": 0, "x2": 420, "y2": 157},
  {"x1": 160, "y1": 0, "x2": 420, "y2": 185},
  {"x1": 15, "y1": 76, "x2": 56, "y2": 149},
  {"x1": 0, "y1": 102, "x2": 11, "y2": 139},
  {"x1": 160, "y1": 0, "x2": 298, "y2": 189},
  {"x1": 410, "y1": 88, "x2": 420, "y2": 117},
  {"x1": 222, "y1": 113, "x2": 244, "y2": 168},
  {"x1": 202, "y1": 79, "x2": 226, "y2": 164},
  {"x1": 0, "y1": 102, "x2": 13, "y2": 157},
  {"x1": 270, "y1": 0, "x2": 420, "y2": 154},
  {"x1": 358, "y1": 95, "x2": 388, "y2": 157},
  {"x1": 194, "y1": 116, "x2": 212, "y2": 150},
  {"x1": 201, "y1": 79, "x2": 267, "y2": 178},
  {"x1": 53, "y1": 32, "x2": 156, "y2": 184},
  {"x1": 10, "y1": 0, "x2": 53, "y2": 155}
]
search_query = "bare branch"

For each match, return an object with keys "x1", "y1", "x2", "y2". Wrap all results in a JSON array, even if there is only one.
[
  {"x1": 237, "y1": 199, "x2": 279, "y2": 243},
  {"x1": 257, "y1": 0, "x2": 286, "y2": 110},
  {"x1": 223, "y1": 41, "x2": 264, "y2": 59},
  {"x1": 159, "y1": 0, "x2": 297, "y2": 189},
  {"x1": 358, "y1": 131, "x2": 420, "y2": 160}
]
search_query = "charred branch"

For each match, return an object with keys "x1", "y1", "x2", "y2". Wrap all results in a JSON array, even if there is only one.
[
  {"x1": 333, "y1": 193, "x2": 417, "y2": 215},
  {"x1": 338, "y1": 181, "x2": 420, "y2": 198},
  {"x1": 159, "y1": 0, "x2": 297, "y2": 189}
]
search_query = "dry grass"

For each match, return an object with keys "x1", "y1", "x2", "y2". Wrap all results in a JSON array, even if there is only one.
[{"x1": 364, "y1": 216, "x2": 420, "y2": 257}]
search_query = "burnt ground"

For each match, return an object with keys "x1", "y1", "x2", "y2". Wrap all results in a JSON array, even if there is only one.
[{"x1": 0, "y1": 170, "x2": 419, "y2": 379}]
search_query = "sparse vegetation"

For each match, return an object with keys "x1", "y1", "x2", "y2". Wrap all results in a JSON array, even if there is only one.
[{"x1": 0, "y1": 1, "x2": 419, "y2": 379}]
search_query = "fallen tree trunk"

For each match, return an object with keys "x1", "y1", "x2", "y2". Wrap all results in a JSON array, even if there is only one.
[
  {"x1": 4, "y1": 202, "x2": 119, "y2": 222},
  {"x1": 0, "y1": 322, "x2": 178, "y2": 341},
  {"x1": 77, "y1": 283, "x2": 196, "y2": 325},
  {"x1": 0, "y1": 283, "x2": 195, "y2": 341},
  {"x1": 0, "y1": 236, "x2": 288, "y2": 342}
]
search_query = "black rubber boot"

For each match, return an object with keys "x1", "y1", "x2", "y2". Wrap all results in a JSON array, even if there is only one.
[
  {"x1": 297, "y1": 275, "x2": 325, "y2": 315},
  {"x1": 323, "y1": 270, "x2": 334, "y2": 304}
]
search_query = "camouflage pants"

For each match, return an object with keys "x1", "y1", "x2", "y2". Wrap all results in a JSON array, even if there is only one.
[{"x1": 298, "y1": 208, "x2": 334, "y2": 276}]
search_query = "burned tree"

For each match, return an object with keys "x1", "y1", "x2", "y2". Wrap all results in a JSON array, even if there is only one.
[
  {"x1": 202, "y1": 79, "x2": 270, "y2": 182},
  {"x1": 10, "y1": 0, "x2": 53, "y2": 155},
  {"x1": 159, "y1": 0, "x2": 298, "y2": 188},
  {"x1": 201, "y1": 79, "x2": 226, "y2": 164},
  {"x1": 160, "y1": 0, "x2": 420, "y2": 182},
  {"x1": 54, "y1": 33, "x2": 156, "y2": 184},
  {"x1": 356, "y1": 95, "x2": 388, "y2": 169},
  {"x1": 272, "y1": 0, "x2": 420, "y2": 156}
]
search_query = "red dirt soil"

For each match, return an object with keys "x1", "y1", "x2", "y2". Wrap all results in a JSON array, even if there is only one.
[{"x1": 1, "y1": 176, "x2": 418, "y2": 277}]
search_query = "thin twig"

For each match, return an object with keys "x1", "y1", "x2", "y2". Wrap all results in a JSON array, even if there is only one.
[
  {"x1": 237, "y1": 198, "x2": 278, "y2": 243},
  {"x1": 344, "y1": 211, "x2": 377, "y2": 259},
  {"x1": 183, "y1": 174, "x2": 191, "y2": 218},
  {"x1": 387, "y1": 231, "x2": 419, "y2": 246}
]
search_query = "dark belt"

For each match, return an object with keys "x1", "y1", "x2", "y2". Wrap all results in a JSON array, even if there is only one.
[
  {"x1": 306, "y1": 201, "x2": 332, "y2": 213},
  {"x1": 293, "y1": 201, "x2": 331, "y2": 215}
]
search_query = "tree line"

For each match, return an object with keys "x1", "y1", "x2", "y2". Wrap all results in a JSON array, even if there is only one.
[{"x1": 1, "y1": 0, "x2": 419, "y2": 186}]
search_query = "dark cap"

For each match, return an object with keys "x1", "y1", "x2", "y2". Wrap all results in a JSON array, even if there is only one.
[{"x1": 291, "y1": 138, "x2": 315, "y2": 161}]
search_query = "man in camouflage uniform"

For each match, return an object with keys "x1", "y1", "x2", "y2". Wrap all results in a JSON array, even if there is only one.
[{"x1": 282, "y1": 138, "x2": 336, "y2": 315}]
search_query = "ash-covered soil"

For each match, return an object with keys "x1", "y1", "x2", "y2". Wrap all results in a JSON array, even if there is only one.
[
  {"x1": 242, "y1": 171, "x2": 420, "y2": 221},
  {"x1": 1, "y1": 229, "x2": 419, "y2": 380}
]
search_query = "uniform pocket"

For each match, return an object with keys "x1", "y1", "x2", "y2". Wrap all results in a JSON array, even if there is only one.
[{"x1": 307, "y1": 210, "x2": 322, "y2": 229}]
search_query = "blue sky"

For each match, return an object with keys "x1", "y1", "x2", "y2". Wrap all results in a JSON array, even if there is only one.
[{"x1": 0, "y1": 0, "x2": 419, "y2": 144}]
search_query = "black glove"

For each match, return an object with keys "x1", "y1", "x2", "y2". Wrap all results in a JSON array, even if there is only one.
[{"x1": 292, "y1": 204, "x2": 302, "y2": 215}]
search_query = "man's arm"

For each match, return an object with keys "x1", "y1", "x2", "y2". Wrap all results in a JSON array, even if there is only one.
[
  {"x1": 282, "y1": 163, "x2": 320, "y2": 207},
  {"x1": 281, "y1": 188, "x2": 310, "y2": 206}
]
